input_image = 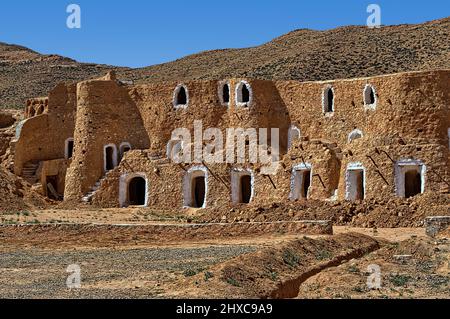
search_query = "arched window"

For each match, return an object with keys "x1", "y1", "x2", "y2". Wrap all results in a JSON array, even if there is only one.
[
  {"x1": 65, "y1": 138, "x2": 75, "y2": 159},
  {"x1": 364, "y1": 84, "x2": 377, "y2": 109},
  {"x1": 348, "y1": 129, "x2": 363, "y2": 143},
  {"x1": 173, "y1": 84, "x2": 189, "y2": 109},
  {"x1": 323, "y1": 86, "x2": 334, "y2": 113},
  {"x1": 219, "y1": 81, "x2": 230, "y2": 105},
  {"x1": 119, "y1": 142, "x2": 131, "y2": 161},
  {"x1": 235, "y1": 81, "x2": 252, "y2": 107},
  {"x1": 288, "y1": 125, "x2": 301, "y2": 149},
  {"x1": 104, "y1": 144, "x2": 118, "y2": 172},
  {"x1": 183, "y1": 167, "x2": 208, "y2": 208}
]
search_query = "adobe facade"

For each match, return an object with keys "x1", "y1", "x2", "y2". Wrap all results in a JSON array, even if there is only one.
[{"x1": 11, "y1": 69, "x2": 450, "y2": 208}]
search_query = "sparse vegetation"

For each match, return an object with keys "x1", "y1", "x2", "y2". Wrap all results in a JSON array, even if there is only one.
[
  {"x1": 183, "y1": 269, "x2": 198, "y2": 277},
  {"x1": 283, "y1": 249, "x2": 300, "y2": 268},
  {"x1": 315, "y1": 250, "x2": 332, "y2": 261},
  {"x1": 389, "y1": 274, "x2": 411, "y2": 287},
  {"x1": 225, "y1": 277, "x2": 241, "y2": 287},
  {"x1": 204, "y1": 271, "x2": 214, "y2": 282}
]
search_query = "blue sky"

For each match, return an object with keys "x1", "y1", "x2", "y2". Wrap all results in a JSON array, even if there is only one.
[{"x1": 0, "y1": 0, "x2": 448, "y2": 68}]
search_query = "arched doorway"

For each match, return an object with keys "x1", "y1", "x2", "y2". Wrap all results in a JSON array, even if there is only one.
[
  {"x1": 183, "y1": 168, "x2": 208, "y2": 208},
  {"x1": 231, "y1": 169, "x2": 254, "y2": 204},
  {"x1": 128, "y1": 176, "x2": 147, "y2": 206}
]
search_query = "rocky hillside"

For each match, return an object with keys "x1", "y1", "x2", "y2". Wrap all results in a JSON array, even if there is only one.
[
  {"x1": 1, "y1": 17, "x2": 449, "y2": 108},
  {"x1": 126, "y1": 17, "x2": 450, "y2": 83},
  {"x1": 0, "y1": 43, "x2": 126, "y2": 108}
]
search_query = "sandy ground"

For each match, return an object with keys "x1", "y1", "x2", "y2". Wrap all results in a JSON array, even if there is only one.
[{"x1": 1, "y1": 223, "x2": 447, "y2": 299}]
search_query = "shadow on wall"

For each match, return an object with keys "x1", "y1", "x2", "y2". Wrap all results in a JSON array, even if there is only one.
[{"x1": 252, "y1": 81, "x2": 291, "y2": 156}]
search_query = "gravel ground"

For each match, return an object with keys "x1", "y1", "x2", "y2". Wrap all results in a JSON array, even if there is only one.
[{"x1": 0, "y1": 245, "x2": 257, "y2": 299}]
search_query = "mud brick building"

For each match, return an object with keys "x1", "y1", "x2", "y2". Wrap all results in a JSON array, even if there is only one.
[{"x1": 11, "y1": 69, "x2": 450, "y2": 208}]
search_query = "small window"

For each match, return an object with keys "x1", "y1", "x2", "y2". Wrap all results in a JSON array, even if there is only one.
[
  {"x1": 173, "y1": 84, "x2": 189, "y2": 109},
  {"x1": 236, "y1": 81, "x2": 252, "y2": 107},
  {"x1": 364, "y1": 84, "x2": 377, "y2": 109},
  {"x1": 65, "y1": 138, "x2": 75, "y2": 159},
  {"x1": 323, "y1": 86, "x2": 334, "y2": 113},
  {"x1": 288, "y1": 125, "x2": 301, "y2": 149},
  {"x1": 219, "y1": 82, "x2": 230, "y2": 105},
  {"x1": 119, "y1": 142, "x2": 131, "y2": 161},
  {"x1": 348, "y1": 129, "x2": 363, "y2": 143},
  {"x1": 104, "y1": 144, "x2": 118, "y2": 172}
]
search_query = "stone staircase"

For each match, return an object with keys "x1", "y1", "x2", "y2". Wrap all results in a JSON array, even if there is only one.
[
  {"x1": 22, "y1": 161, "x2": 40, "y2": 184},
  {"x1": 81, "y1": 171, "x2": 113, "y2": 203}
]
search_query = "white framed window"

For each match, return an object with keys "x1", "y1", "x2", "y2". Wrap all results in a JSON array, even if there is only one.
[
  {"x1": 322, "y1": 85, "x2": 335, "y2": 114},
  {"x1": 173, "y1": 84, "x2": 189, "y2": 109},
  {"x1": 235, "y1": 81, "x2": 253, "y2": 107},
  {"x1": 287, "y1": 125, "x2": 301, "y2": 149},
  {"x1": 218, "y1": 81, "x2": 231, "y2": 106},
  {"x1": 363, "y1": 84, "x2": 377, "y2": 110},
  {"x1": 104, "y1": 144, "x2": 118, "y2": 172},
  {"x1": 348, "y1": 129, "x2": 363, "y2": 143}
]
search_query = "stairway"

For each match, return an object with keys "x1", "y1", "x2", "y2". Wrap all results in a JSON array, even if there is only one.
[
  {"x1": 22, "y1": 162, "x2": 40, "y2": 184},
  {"x1": 81, "y1": 171, "x2": 112, "y2": 203}
]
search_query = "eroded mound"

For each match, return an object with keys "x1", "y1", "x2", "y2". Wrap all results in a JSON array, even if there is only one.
[{"x1": 197, "y1": 192, "x2": 450, "y2": 228}]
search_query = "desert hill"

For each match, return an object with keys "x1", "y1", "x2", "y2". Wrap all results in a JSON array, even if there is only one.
[{"x1": 1, "y1": 17, "x2": 449, "y2": 108}]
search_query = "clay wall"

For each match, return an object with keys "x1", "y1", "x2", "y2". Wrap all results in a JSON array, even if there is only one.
[{"x1": 13, "y1": 83, "x2": 77, "y2": 175}]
